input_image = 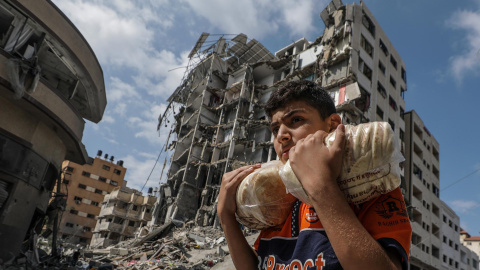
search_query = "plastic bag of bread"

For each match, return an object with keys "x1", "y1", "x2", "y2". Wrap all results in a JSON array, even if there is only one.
[
  {"x1": 236, "y1": 160, "x2": 297, "y2": 230},
  {"x1": 279, "y1": 121, "x2": 404, "y2": 205}
]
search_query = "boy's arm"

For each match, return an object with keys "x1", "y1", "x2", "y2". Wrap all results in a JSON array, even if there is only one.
[
  {"x1": 217, "y1": 164, "x2": 261, "y2": 270},
  {"x1": 289, "y1": 125, "x2": 403, "y2": 270}
]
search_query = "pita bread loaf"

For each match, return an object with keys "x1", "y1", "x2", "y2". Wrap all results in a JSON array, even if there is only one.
[
  {"x1": 236, "y1": 161, "x2": 297, "y2": 230},
  {"x1": 279, "y1": 122, "x2": 404, "y2": 205}
]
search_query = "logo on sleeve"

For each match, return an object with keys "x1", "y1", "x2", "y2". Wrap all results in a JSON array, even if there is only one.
[
  {"x1": 305, "y1": 207, "x2": 319, "y2": 223},
  {"x1": 375, "y1": 195, "x2": 408, "y2": 219}
]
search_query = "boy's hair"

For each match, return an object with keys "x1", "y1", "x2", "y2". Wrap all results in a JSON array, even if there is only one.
[{"x1": 265, "y1": 80, "x2": 336, "y2": 120}]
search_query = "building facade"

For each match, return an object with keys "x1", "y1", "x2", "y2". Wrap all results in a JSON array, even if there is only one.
[
  {"x1": 461, "y1": 230, "x2": 480, "y2": 269},
  {"x1": 90, "y1": 186, "x2": 156, "y2": 248},
  {"x1": 152, "y1": 0, "x2": 409, "y2": 231},
  {"x1": 441, "y1": 201, "x2": 479, "y2": 270},
  {"x1": 0, "y1": 0, "x2": 105, "y2": 260},
  {"x1": 58, "y1": 154, "x2": 126, "y2": 246},
  {"x1": 404, "y1": 110, "x2": 442, "y2": 269}
]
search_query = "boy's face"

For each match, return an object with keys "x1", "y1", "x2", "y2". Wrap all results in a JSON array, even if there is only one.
[{"x1": 270, "y1": 100, "x2": 334, "y2": 164}]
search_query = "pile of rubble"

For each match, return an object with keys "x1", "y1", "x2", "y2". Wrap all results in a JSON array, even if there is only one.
[{"x1": 0, "y1": 221, "x2": 259, "y2": 270}]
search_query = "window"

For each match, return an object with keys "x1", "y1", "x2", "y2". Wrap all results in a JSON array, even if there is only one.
[
  {"x1": 377, "y1": 82, "x2": 387, "y2": 98},
  {"x1": 443, "y1": 215, "x2": 447, "y2": 222},
  {"x1": 399, "y1": 129, "x2": 404, "y2": 141},
  {"x1": 70, "y1": 209, "x2": 78, "y2": 215},
  {"x1": 78, "y1": 184, "x2": 86, "y2": 189},
  {"x1": 359, "y1": 58, "x2": 372, "y2": 80},
  {"x1": 390, "y1": 55, "x2": 397, "y2": 69},
  {"x1": 376, "y1": 106, "x2": 384, "y2": 119},
  {"x1": 377, "y1": 106, "x2": 383, "y2": 119},
  {"x1": 388, "y1": 119, "x2": 395, "y2": 131},
  {"x1": 360, "y1": 35, "x2": 373, "y2": 57},
  {"x1": 362, "y1": 12, "x2": 375, "y2": 37},
  {"x1": 102, "y1": 165, "x2": 110, "y2": 171},
  {"x1": 390, "y1": 76, "x2": 396, "y2": 89},
  {"x1": 63, "y1": 179, "x2": 70, "y2": 185},
  {"x1": 128, "y1": 220, "x2": 135, "y2": 227},
  {"x1": 400, "y1": 106, "x2": 404, "y2": 118},
  {"x1": 65, "y1": 166, "x2": 74, "y2": 172},
  {"x1": 99, "y1": 176, "x2": 107, "y2": 182},
  {"x1": 74, "y1": 196, "x2": 82, "y2": 204},
  {"x1": 95, "y1": 189, "x2": 103, "y2": 194},
  {"x1": 379, "y1": 39, "x2": 388, "y2": 56},
  {"x1": 83, "y1": 226, "x2": 91, "y2": 232},
  {"x1": 114, "y1": 169, "x2": 121, "y2": 175},
  {"x1": 401, "y1": 67, "x2": 407, "y2": 83},
  {"x1": 378, "y1": 61, "x2": 385, "y2": 74},
  {"x1": 132, "y1": 205, "x2": 138, "y2": 211},
  {"x1": 82, "y1": 171, "x2": 91, "y2": 177},
  {"x1": 91, "y1": 201, "x2": 99, "y2": 206},
  {"x1": 87, "y1": 214, "x2": 95, "y2": 219},
  {"x1": 389, "y1": 96, "x2": 398, "y2": 111},
  {"x1": 413, "y1": 164, "x2": 422, "y2": 179},
  {"x1": 443, "y1": 236, "x2": 447, "y2": 243},
  {"x1": 110, "y1": 180, "x2": 118, "y2": 186},
  {"x1": 146, "y1": 208, "x2": 151, "y2": 213},
  {"x1": 66, "y1": 222, "x2": 74, "y2": 228}
]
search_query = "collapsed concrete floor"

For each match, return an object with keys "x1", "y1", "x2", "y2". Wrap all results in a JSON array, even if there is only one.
[{"x1": 0, "y1": 222, "x2": 259, "y2": 270}]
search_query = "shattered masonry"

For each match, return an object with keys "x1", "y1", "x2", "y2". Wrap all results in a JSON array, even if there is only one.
[{"x1": 152, "y1": 0, "x2": 408, "y2": 229}]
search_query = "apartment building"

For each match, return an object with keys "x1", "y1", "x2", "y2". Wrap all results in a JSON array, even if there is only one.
[
  {"x1": 152, "y1": 0, "x2": 410, "y2": 230},
  {"x1": 461, "y1": 230, "x2": 480, "y2": 269},
  {"x1": 404, "y1": 110, "x2": 442, "y2": 269},
  {"x1": 58, "y1": 153, "x2": 126, "y2": 246},
  {"x1": 90, "y1": 186, "x2": 156, "y2": 248},
  {"x1": 0, "y1": 0, "x2": 105, "y2": 260},
  {"x1": 441, "y1": 201, "x2": 479, "y2": 270}
]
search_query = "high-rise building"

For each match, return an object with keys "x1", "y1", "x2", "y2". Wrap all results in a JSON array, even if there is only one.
[
  {"x1": 404, "y1": 110, "x2": 442, "y2": 269},
  {"x1": 58, "y1": 153, "x2": 126, "y2": 246},
  {"x1": 0, "y1": 0, "x2": 105, "y2": 260},
  {"x1": 152, "y1": 0, "x2": 410, "y2": 231},
  {"x1": 461, "y1": 230, "x2": 480, "y2": 269}
]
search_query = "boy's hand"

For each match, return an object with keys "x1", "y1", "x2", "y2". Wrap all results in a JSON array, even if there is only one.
[
  {"x1": 288, "y1": 124, "x2": 346, "y2": 201},
  {"x1": 217, "y1": 164, "x2": 262, "y2": 220}
]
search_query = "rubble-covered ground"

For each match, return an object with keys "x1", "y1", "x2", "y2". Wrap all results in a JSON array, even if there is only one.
[{"x1": 0, "y1": 222, "x2": 259, "y2": 270}]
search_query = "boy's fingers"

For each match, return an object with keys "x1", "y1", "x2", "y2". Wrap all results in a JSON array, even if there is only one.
[{"x1": 331, "y1": 124, "x2": 346, "y2": 154}]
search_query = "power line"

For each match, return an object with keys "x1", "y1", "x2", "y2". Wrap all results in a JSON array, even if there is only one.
[{"x1": 441, "y1": 167, "x2": 480, "y2": 192}]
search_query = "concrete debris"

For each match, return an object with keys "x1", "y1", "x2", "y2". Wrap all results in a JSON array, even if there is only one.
[{"x1": 0, "y1": 224, "x2": 259, "y2": 270}]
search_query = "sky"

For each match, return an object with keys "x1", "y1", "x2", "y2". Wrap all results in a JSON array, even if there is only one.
[{"x1": 51, "y1": 0, "x2": 480, "y2": 234}]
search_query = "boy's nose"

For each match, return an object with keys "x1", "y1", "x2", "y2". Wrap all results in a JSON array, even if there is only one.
[{"x1": 276, "y1": 126, "x2": 291, "y2": 142}]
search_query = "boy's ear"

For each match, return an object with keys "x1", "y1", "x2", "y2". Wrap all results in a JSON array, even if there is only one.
[{"x1": 328, "y1": 113, "x2": 342, "y2": 132}]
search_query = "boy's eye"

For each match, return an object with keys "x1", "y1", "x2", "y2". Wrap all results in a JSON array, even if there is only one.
[
  {"x1": 272, "y1": 127, "x2": 279, "y2": 135},
  {"x1": 291, "y1": 116, "x2": 303, "y2": 123}
]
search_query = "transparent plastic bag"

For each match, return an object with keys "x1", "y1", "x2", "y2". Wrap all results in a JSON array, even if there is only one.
[
  {"x1": 235, "y1": 160, "x2": 297, "y2": 230},
  {"x1": 279, "y1": 122, "x2": 404, "y2": 205}
]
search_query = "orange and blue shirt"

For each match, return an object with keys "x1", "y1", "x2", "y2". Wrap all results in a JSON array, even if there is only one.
[{"x1": 254, "y1": 187, "x2": 412, "y2": 270}]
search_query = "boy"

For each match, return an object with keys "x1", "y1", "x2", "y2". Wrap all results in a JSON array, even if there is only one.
[{"x1": 217, "y1": 80, "x2": 411, "y2": 269}]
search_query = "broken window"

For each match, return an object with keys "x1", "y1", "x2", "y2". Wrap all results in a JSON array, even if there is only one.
[
  {"x1": 413, "y1": 164, "x2": 422, "y2": 179},
  {"x1": 358, "y1": 58, "x2": 372, "y2": 81},
  {"x1": 376, "y1": 106, "x2": 384, "y2": 120},
  {"x1": 87, "y1": 214, "x2": 95, "y2": 219},
  {"x1": 389, "y1": 96, "x2": 398, "y2": 111},
  {"x1": 390, "y1": 76, "x2": 396, "y2": 89},
  {"x1": 128, "y1": 221, "x2": 135, "y2": 227},
  {"x1": 378, "y1": 61, "x2": 385, "y2": 74},
  {"x1": 65, "y1": 222, "x2": 74, "y2": 228},
  {"x1": 91, "y1": 201, "x2": 99, "y2": 206},
  {"x1": 63, "y1": 179, "x2": 70, "y2": 185},
  {"x1": 379, "y1": 39, "x2": 388, "y2": 56},
  {"x1": 360, "y1": 35, "x2": 373, "y2": 57},
  {"x1": 390, "y1": 55, "x2": 397, "y2": 69},
  {"x1": 362, "y1": 12, "x2": 375, "y2": 37},
  {"x1": 83, "y1": 226, "x2": 91, "y2": 232},
  {"x1": 132, "y1": 205, "x2": 138, "y2": 211},
  {"x1": 74, "y1": 196, "x2": 82, "y2": 203},
  {"x1": 377, "y1": 82, "x2": 387, "y2": 98}
]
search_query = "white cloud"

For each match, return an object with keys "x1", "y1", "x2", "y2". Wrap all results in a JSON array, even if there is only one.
[
  {"x1": 449, "y1": 200, "x2": 480, "y2": 214},
  {"x1": 183, "y1": 0, "x2": 325, "y2": 38},
  {"x1": 120, "y1": 154, "x2": 164, "y2": 193},
  {"x1": 448, "y1": 8, "x2": 480, "y2": 84}
]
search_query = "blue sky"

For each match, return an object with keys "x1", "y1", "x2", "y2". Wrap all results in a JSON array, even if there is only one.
[{"x1": 52, "y1": 0, "x2": 480, "y2": 234}]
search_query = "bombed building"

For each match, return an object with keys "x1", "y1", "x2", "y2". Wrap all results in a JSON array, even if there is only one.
[
  {"x1": 0, "y1": 0, "x2": 106, "y2": 261},
  {"x1": 152, "y1": 0, "x2": 408, "y2": 229}
]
